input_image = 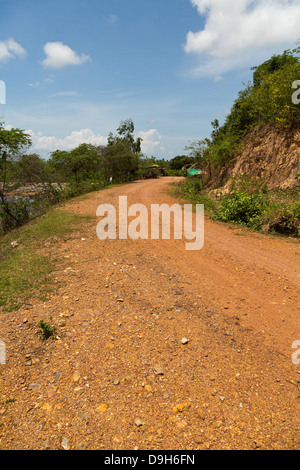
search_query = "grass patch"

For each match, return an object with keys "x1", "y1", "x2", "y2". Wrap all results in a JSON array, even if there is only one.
[
  {"x1": 0, "y1": 208, "x2": 93, "y2": 312},
  {"x1": 169, "y1": 179, "x2": 218, "y2": 215}
]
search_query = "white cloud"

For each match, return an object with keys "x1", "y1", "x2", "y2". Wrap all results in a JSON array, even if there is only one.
[
  {"x1": 28, "y1": 76, "x2": 55, "y2": 88},
  {"x1": 185, "y1": 0, "x2": 300, "y2": 77},
  {"x1": 107, "y1": 14, "x2": 119, "y2": 24},
  {"x1": 138, "y1": 129, "x2": 162, "y2": 155},
  {"x1": 49, "y1": 91, "x2": 80, "y2": 97},
  {"x1": 41, "y1": 42, "x2": 91, "y2": 69},
  {"x1": 0, "y1": 38, "x2": 27, "y2": 63},
  {"x1": 27, "y1": 127, "x2": 164, "y2": 157},
  {"x1": 26, "y1": 128, "x2": 107, "y2": 155}
]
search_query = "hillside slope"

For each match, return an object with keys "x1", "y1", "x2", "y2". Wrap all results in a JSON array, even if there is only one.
[
  {"x1": 211, "y1": 124, "x2": 300, "y2": 191},
  {"x1": 230, "y1": 124, "x2": 299, "y2": 189}
]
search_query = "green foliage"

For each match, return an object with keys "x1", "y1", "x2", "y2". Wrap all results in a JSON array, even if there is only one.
[
  {"x1": 179, "y1": 178, "x2": 203, "y2": 198},
  {"x1": 0, "y1": 123, "x2": 32, "y2": 161},
  {"x1": 168, "y1": 155, "x2": 195, "y2": 171},
  {"x1": 0, "y1": 123, "x2": 33, "y2": 231},
  {"x1": 266, "y1": 199, "x2": 300, "y2": 236},
  {"x1": 48, "y1": 144, "x2": 103, "y2": 184},
  {"x1": 176, "y1": 175, "x2": 299, "y2": 237},
  {"x1": 213, "y1": 191, "x2": 265, "y2": 229},
  {"x1": 0, "y1": 118, "x2": 144, "y2": 234},
  {"x1": 116, "y1": 118, "x2": 142, "y2": 154},
  {"x1": 0, "y1": 198, "x2": 30, "y2": 233},
  {"x1": 252, "y1": 50, "x2": 300, "y2": 87},
  {"x1": 11, "y1": 153, "x2": 52, "y2": 184},
  {"x1": 39, "y1": 319, "x2": 55, "y2": 340},
  {"x1": 103, "y1": 139, "x2": 140, "y2": 183},
  {"x1": 185, "y1": 139, "x2": 211, "y2": 167},
  {"x1": 105, "y1": 118, "x2": 142, "y2": 182},
  {"x1": 228, "y1": 174, "x2": 268, "y2": 194},
  {"x1": 199, "y1": 48, "x2": 300, "y2": 169},
  {"x1": 47, "y1": 119, "x2": 142, "y2": 187},
  {"x1": 176, "y1": 178, "x2": 218, "y2": 213}
]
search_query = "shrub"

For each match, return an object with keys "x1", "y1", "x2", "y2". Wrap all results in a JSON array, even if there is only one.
[
  {"x1": 0, "y1": 199, "x2": 30, "y2": 234},
  {"x1": 39, "y1": 319, "x2": 55, "y2": 340},
  {"x1": 179, "y1": 178, "x2": 203, "y2": 199},
  {"x1": 268, "y1": 201, "x2": 300, "y2": 236},
  {"x1": 214, "y1": 191, "x2": 265, "y2": 229}
]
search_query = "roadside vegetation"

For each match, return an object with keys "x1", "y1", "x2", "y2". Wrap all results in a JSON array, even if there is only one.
[
  {"x1": 1, "y1": 49, "x2": 299, "y2": 243},
  {"x1": 0, "y1": 117, "x2": 193, "y2": 236},
  {"x1": 0, "y1": 117, "x2": 192, "y2": 310},
  {"x1": 0, "y1": 118, "x2": 145, "y2": 235},
  {"x1": 176, "y1": 48, "x2": 300, "y2": 238},
  {"x1": 185, "y1": 47, "x2": 300, "y2": 169},
  {"x1": 176, "y1": 175, "x2": 299, "y2": 237}
]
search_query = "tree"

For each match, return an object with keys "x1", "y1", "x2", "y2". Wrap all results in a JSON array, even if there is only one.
[
  {"x1": 104, "y1": 119, "x2": 142, "y2": 183},
  {"x1": 13, "y1": 154, "x2": 52, "y2": 184},
  {"x1": 116, "y1": 118, "x2": 142, "y2": 154},
  {"x1": 184, "y1": 139, "x2": 211, "y2": 167},
  {"x1": 252, "y1": 48, "x2": 300, "y2": 87},
  {"x1": 47, "y1": 149, "x2": 71, "y2": 182},
  {"x1": 169, "y1": 155, "x2": 195, "y2": 171},
  {"x1": 9, "y1": 153, "x2": 65, "y2": 208},
  {"x1": 48, "y1": 144, "x2": 103, "y2": 184},
  {"x1": 0, "y1": 123, "x2": 32, "y2": 195},
  {"x1": 68, "y1": 143, "x2": 102, "y2": 183},
  {"x1": 0, "y1": 122, "x2": 32, "y2": 229}
]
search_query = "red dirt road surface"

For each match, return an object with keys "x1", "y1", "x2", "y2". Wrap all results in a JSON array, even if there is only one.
[{"x1": 0, "y1": 177, "x2": 299, "y2": 450}]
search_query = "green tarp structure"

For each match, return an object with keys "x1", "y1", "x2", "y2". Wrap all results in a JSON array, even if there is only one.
[{"x1": 187, "y1": 168, "x2": 204, "y2": 178}]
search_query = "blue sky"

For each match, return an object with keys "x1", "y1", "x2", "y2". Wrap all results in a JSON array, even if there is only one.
[{"x1": 1, "y1": 0, "x2": 300, "y2": 159}]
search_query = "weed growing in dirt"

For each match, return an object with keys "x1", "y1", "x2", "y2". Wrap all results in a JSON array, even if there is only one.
[{"x1": 39, "y1": 319, "x2": 56, "y2": 340}]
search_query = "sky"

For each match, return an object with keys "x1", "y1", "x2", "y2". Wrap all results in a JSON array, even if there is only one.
[{"x1": 0, "y1": 0, "x2": 300, "y2": 160}]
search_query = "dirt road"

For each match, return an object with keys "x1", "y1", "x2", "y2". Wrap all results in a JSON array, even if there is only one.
[{"x1": 0, "y1": 177, "x2": 299, "y2": 450}]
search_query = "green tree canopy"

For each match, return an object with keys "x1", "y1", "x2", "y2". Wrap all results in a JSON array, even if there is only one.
[
  {"x1": 200, "y1": 47, "x2": 300, "y2": 168},
  {"x1": 104, "y1": 119, "x2": 142, "y2": 182},
  {"x1": 0, "y1": 122, "x2": 32, "y2": 197}
]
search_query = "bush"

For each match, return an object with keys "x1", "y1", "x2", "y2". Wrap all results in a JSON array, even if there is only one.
[
  {"x1": 213, "y1": 191, "x2": 265, "y2": 229},
  {"x1": 267, "y1": 201, "x2": 300, "y2": 236},
  {"x1": 0, "y1": 199, "x2": 30, "y2": 234},
  {"x1": 179, "y1": 178, "x2": 203, "y2": 199},
  {"x1": 175, "y1": 178, "x2": 299, "y2": 238},
  {"x1": 63, "y1": 180, "x2": 105, "y2": 199}
]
